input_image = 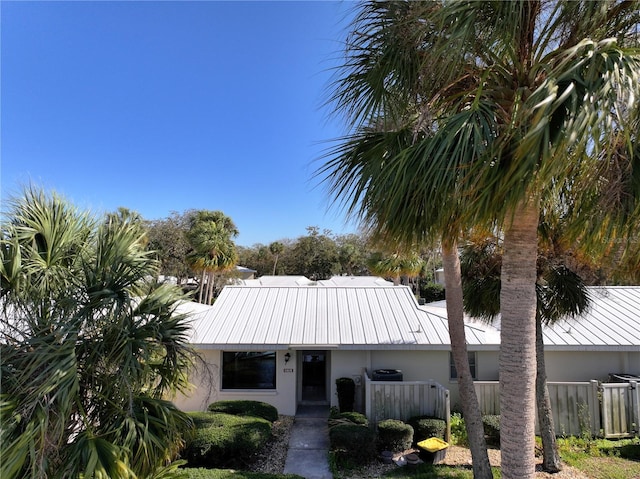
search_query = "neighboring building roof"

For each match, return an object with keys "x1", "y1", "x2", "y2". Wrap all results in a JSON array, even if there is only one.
[
  {"x1": 178, "y1": 279, "x2": 640, "y2": 352},
  {"x1": 236, "y1": 266, "x2": 257, "y2": 273},
  {"x1": 240, "y1": 275, "x2": 316, "y2": 287},
  {"x1": 421, "y1": 287, "x2": 640, "y2": 352},
  {"x1": 317, "y1": 276, "x2": 394, "y2": 287},
  {"x1": 542, "y1": 287, "x2": 640, "y2": 351}
]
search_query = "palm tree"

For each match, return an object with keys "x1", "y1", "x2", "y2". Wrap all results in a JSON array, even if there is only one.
[
  {"x1": 269, "y1": 241, "x2": 285, "y2": 275},
  {"x1": 321, "y1": 2, "x2": 640, "y2": 477},
  {"x1": 0, "y1": 187, "x2": 194, "y2": 479},
  {"x1": 367, "y1": 250, "x2": 424, "y2": 287},
  {"x1": 187, "y1": 210, "x2": 239, "y2": 304},
  {"x1": 461, "y1": 232, "x2": 593, "y2": 472}
]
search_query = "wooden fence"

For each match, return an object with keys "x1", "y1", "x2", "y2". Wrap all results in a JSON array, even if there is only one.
[
  {"x1": 474, "y1": 380, "x2": 640, "y2": 438},
  {"x1": 363, "y1": 369, "x2": 451, "y2": 441},
  {"x1": 601, "y1": 382, "x2": 640, "y2": 438}
]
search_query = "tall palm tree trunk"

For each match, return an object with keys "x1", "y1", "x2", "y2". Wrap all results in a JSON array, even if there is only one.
[
  {"x1": 499, "y1": 200, "x2": 539, "y2": 479},
  {"x1": 536, "y1": 317, "x2": 562, "y2": 472},
  {"x1": 207, "y1": 271, "x2": 216, "y2": 305},
  {"x1": 198, "y1": 269, "x2": 206, "y2": 304},
  {"x1": 442, "y1": 241, "x2": 493, "y2": 479}
]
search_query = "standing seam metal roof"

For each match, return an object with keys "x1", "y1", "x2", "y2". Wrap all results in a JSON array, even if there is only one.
[
  {"x1": 178, "y1": 284, "x2": 640, "y2": 352},
  {"x1": 180, "y1": 284, "x2": 488, "y2": 350}
]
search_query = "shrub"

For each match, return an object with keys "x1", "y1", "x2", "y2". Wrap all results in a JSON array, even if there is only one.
[
  {"x1": 183, "y1": 412, "x2": 272, "y2": 468},
  {"x1": 177, "y1": 469, "x2": 304, "y2": 479},
  {"x1": 329, "y1": 423, "x2": 376, "y2": 465},
  {"x1": 407, "y1": 415, "x2": 447, "y2": 443},
  {"x1": 450, "y1": 413, "x2": 468, "y2": 446},
  {"x1": 377, "y1": 419, "x2": 414, "y2": 452},
  {"x1": 420, "y1": 282, "x2": 445, "y2": 302},
  {"x1": 482, "y1": 415, "x2": 501, "y2": 445},
  {"x1": 207, "y1": 400, "x2": 279, "y2": 422},
  {"x1": 336, "y1": 377, "x2": 356, "y2": 412},
  {"x1": 329, "y1": 411, "x2": 369, "y2": 428}
]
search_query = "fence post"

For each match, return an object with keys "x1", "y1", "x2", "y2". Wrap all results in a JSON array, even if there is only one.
[
  {"x1": 590, "y1": 380, "x2": 601, "y2": 437},
  {"x1": 364, "y1": 369, "x2": 372, "y2": 421},
  {"x1": 445, "y1": 388, "x2": 451, "y2": 443},
  {"x1": 631, "y1": 381, "x2": 640, "y2": 438}
]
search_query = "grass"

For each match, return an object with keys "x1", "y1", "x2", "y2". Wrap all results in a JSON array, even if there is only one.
[
  {"x1": 383, "y1": 464, "x2": 502, "y2": 479},
  {"x1": 177, "y1": 470, "x2": 302, "y2": 479},
  {"x1": 328, "y1": 437, "x2": 640, "y2": 479},
  {"x1": 557, "y1": 436, "x2": 640, "y2": 479}
]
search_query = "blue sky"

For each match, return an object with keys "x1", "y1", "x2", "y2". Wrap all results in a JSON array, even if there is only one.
[{"x1": 1, "y1": 1, "x2": 359, "y2": 246}]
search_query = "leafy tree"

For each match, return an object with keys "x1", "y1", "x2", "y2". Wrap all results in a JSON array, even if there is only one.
[
  {"x1": 237, "y1": 243, "x2": 274, "y2": 277},
  {"x1": 321, "y1": 2, "x2": 640, "y2": 477},
  {"x1": 280, "y1": 227, "x2": 340, "y2": 280},
  {"x1": 0, "y1": 187, "x2": 194, "y2": 479},
  {"x1": 186, "y1": 210, "x2": 238, "y2": 304},
  {"x1": 336, "y1": 233, "x2": 370, "y2": 276},
  {"x1": 147, "y1": 211, "x2": 193, "y2": 282}
]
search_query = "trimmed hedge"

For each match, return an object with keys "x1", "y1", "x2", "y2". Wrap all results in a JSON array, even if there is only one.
[
  {"x1": 482, "y1": 415, "x2": 501, "y2": 445},
  {"x1": 329, "y1": 411, "x2": 369, "y2": 427},
  {"x1": 177, "y1": 469, "x2": 303, "y2": 479},
  {"x1": 407, "y1": 416, "x2": 447, "y2": 443},
  {"x1": 207, "y1": 400, "x2": 279, "y2": 423},
  {"x1": 329, "y1": 423, "x2": 376, "y2": 464},
  {"x1": 183, "y1": 412, "x2": 272, "y2": 468},
  {"x1": 377, "y1": 419, "x2": 414, "y2": 452}
]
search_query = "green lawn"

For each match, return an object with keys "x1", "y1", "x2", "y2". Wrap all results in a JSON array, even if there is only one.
[
  {"x1": 383, "y1": 464, "x2": 502, "y2": 479},
  {"x1": 557, "y1": 437, "x2": 640, "y2": 479}
]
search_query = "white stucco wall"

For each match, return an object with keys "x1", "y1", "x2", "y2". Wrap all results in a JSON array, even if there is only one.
[
  {"x1": 544, "y1": 350, "x2": 640, "y2": 382},
  {"x1": 170, "y1": 349, "x2": 298, "y2": 416},
  {"x1": 170, "y1": 347, "x2": 639, "y2": 419}
]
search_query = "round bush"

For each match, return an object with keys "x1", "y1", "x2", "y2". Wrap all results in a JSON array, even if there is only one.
[
  {"x1": 207, "y1": 400, "x2": 278, "y2": 422},
  {"x1": 183, "y1": 412, "x2": 272, "y2": 467},
  {"x1": 482, "y1": 415, "x2": 501, "y2": 445},
  {"x1": 377, "y1": 419, "x2": 414, "y2": 452},
  {"x1": 329, "y1": 411, "x2": 369, "y2": 427},
  {"x1": 329, "y1": 423, "x2": 376, "y2": 464},
  {"x1": 407, "y1": 415, "x2": 447, "y2": 443}
]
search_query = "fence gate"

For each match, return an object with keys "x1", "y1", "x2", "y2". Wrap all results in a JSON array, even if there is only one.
[{"x1": 601, "y1": 381, "x2": 640, "y2": 439}]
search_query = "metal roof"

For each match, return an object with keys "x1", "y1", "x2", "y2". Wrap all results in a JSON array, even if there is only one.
[
  {"x1": 420, "y1": 287, "x2": 640, "y2": 351},
  {"x1": 542, "y1": 287, "x2": 640, "y2": 351},
  {"x1": 179, "y1": 282, "x2": 490, "y2": 350},
  {"x1": 178, "y1": 282, "x2": 640, "y2": 352}
]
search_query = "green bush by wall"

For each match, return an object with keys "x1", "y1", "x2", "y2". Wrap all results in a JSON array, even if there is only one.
[
  {"x1": 329, "y1": 423, "x2": 376, "y2": 464},
  {"x1": 377, "y1": 419, "x2": 414, "y2": 452},
  {"x1": 407, "y1": 415, "x2": 447, "y2": 443},
  {"x1": 207, "y1": 400, "x2": 279, "y2": 422},
  {"x1": 183, "y1": 412, "x2": 272, "y2": 468}
]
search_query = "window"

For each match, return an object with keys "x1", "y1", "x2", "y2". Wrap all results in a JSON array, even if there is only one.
[
  {"x1": 222, "y1": 351, "x2": 276, "y2": 389},
  {"x1": 449, "y1": 352, "x2": 477, "y2": 380}
]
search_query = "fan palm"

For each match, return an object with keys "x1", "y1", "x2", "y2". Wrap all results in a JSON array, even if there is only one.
[
  {"x1": 186, "y1": 210, "x2": 239, "y2": 304},
  {"x1": 321, "y1": 2, "x2": 640, "y2": 477},
  {"x1": 269, "y1": 241, "x2": 285, "y2": 275},
  {"x1": 0, "y1": 187, "x2": 194, "y2": 479},
  {"x1": 461, "y1": 231, "x2": 592, "y2": 472}
]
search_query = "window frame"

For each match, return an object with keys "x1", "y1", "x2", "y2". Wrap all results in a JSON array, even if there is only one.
[{"x1": 221, "y1": 351, "x2": 277, "y2": 390}]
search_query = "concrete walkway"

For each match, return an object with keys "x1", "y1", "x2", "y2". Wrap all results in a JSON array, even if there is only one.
[{"x1": 283, "y1": 405, "x2": 332, "y2": 479}]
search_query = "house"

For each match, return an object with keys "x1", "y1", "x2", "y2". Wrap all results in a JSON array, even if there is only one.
[{"x1": 171, "y1": 278, "x2": 640, "y2": 416}]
